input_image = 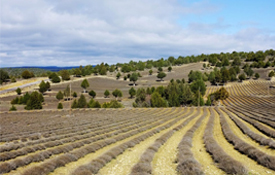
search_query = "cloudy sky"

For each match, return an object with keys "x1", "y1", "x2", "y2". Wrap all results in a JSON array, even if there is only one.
[{"x1": 1, "y1": 0, "x2": 275, "y2": 67}]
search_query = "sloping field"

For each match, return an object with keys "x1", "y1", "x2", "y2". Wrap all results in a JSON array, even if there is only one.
[{"x1": 1, "y1": 80, "x2": 275, "y2": 175}]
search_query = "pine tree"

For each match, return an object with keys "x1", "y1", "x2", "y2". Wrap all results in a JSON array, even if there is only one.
[
  {"x1": 57, "y1": 103, "x2": 63, "y2": 109},
  {"x1": 78, "y1": 94, "x2": 87, "y2": 108},
  {"x1": 81, "y1": 79, "x2": 89, "y2": 93},
  {"x1": 129, "y1": 87, "x2": 136, "y2": 98},
  {"x1": 104, "y1": 90, "x2": 110, "y2": 98}
]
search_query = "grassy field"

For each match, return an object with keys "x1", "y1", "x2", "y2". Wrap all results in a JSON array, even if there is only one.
[{"x1": 0, "y1": 63, "x2": 275, "y2": 174}]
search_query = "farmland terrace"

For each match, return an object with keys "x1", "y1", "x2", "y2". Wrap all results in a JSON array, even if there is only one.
[{"x1": 0, "y1": 80, "x2": 275, "y2": 175}]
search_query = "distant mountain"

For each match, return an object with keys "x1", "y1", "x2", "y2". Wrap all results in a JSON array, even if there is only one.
[{"x1": 1, "y1": 66, "x2": 80, "y2": 72}]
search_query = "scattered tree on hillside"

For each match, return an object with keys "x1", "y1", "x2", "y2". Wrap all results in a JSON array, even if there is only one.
[
  {"x1": 255, "y1": 73, "x2": 260, "y2": 79},
  {"x1": 78, "y1": 94, "x2": 87, "y2": 108},
  {"x1": 16, "y1": 88, "x2": 21, "y2": 95},
  {"x1": 0, "y1": 70, "x2": 9, "y2": 84},
  {"x1": 9, "y1": 105, "x2": 17, "y2": 111},
  {"x1": 168, "y1": 66, "x2": 172, "y2": 72},
  {"x1": 64, "y1": 85, "x2": 70, "y2": 100},
  {"x1": 268, "y1": 71, "x2": 275, "y2": 77},
  {"x1": 57, "y1": 103, "x2": 63, "y2": 109},
  {"x1": 129, "y1": 87, "x2": 136, "y2": 98},
  {"x1": 46, "y1": 82, "x2": 51, "y2": 91},
  {"x1": 157, "y1": 72, "x2": 166, "y2": 81},
  {"x1": 81, "y1": 79, "x2": 89, "y2": 93},
  {"x1": 25, "y1": 91, "x2": 43, "y2": 110},
  {"x1": 130, "y1": 73, "x2": 138, "y2": 86},
  {"x1": 59, "y1": 70, "x2": 70, "y2": 81},
  {"x1": 244, "y1": 67, "x2": 254, "y2": 78},
  {"x1": 89, "y1": 90, "x2": 96, "y2": 98},
  {"x1": 149, "y1": 69, "x2": 153, "y2": 75},
  {"x1": 73, "y1": 92, "x2": 77, "y2": 98},
  {"x1": 56, "y1": 91, "x2": 64, "y2": 101},
  {"x1": 116, "y1": 72, "x2": 121, "y2": 79},
  {"x1": 21, "y1": 70, "x2": 34, "y2": 79},
  {"x1": 112, "y1": 89, "x2": 123, "y2": 100},
  {"x1": 39, "y1": 80, "x2": 47, "y2": 94},
  {"x1": 238, "y1": 73, "x2": 246, "y2": 82},
  {"x1": 158, "y1": 67, "x2": 163, "y2": 72},
  {"x1": 104, "y1": 90, "x2": 110, "y2": 98}
]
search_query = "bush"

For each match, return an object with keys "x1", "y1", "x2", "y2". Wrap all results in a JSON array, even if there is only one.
[
  {"x1": 16, "y1": 88, "x2": 21, "y2": 95},
  {"x1": 89, "y1": 90, "x2": 96, "y2": 98},
  {"x1": 104, "y1": 90, "x2": 110, "y2": 98},
  {"x1": 9, "y1": 105, "x2": 17, "y2": 111},
  {"x1": 21, "y1": 70, "x2": 34, "y2": 79},
  {"x1": 73, "y1": 92, "x2": 77, "y2": 98},
  {"x1": 57, "y1": 103, "x2": 63, "y2": 109},
  {"x1": 25, "y1": 91, "x2": 43, "y2": 110},
  {"x1": 102, "y1": 100, "x2": 123, "y2": 108}
]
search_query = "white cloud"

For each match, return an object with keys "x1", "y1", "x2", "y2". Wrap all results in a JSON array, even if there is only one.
[{"x1": 0, "y1": 0, "x2": 274, "y2": 67}]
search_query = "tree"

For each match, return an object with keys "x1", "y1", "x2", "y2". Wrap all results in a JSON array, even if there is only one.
[
  {"x1": 244, "y1": 67, "x2": 254, "y2": 78},
  {"x1": 208, "y1": 72, "x2": 216, "y2": 85},
  {"x1": 73, "y1": 92, "x2": 77, "y2": 98},
  {"x1": 179, "y1": 84, "x2": 193, "y2": 106},
  {"x1": 59, "y1": 70, "x2": 70, "y2": 81},
  {"x1": 129, "y1": 87, "x2": 136, "y2": 98},
  {"x1": 190, "y1": 79, "x2": 206, "y2": 96},
  {"x1": 104, "y1": 90, "x2": 110, "y2": 98},
  {"x1": 238, "y1": 73, "x2": 246, "y2": 82},
  {"x1": 10, "y1": 105, "x2": 17, "y2": 111},
  {"x1": 25, "y1": 91, "x2": 43, "y2": 110},
  {"x1": 255, "y1": 73, "x2": 260, "y2": 79},
  {"x1": 116, "y1": 72, "x2": 121, "y2": 79},
  {"x1": 39, "y1": 80, "x2": 47, "y2": 94},
  {"x1": 168, "y1": 66, "x2": 172, "y2": 72},
  {"x1": 205, "y1": 96, "x2": 212, "y2": 106},
  {"x1": 268, "y1": 71, "x2": 275, "y2": 77},
  {"x1": 112, "y1": 89, "x2": 123, "y2": 100},
  {"x1": 64, "y1": 85, "x2": 70, "y2": 100},
  {"x1": 78, "y1": 94, "x2": 87, "y2": 108},
  {"x1": 89, "y1": 100, "x2": 101, "y2": 108},
  {"x1": 149, "y1": 69, "x2": 153, "y2": 75},
  {"x1": 51, "y1": 73, "x2": 61, "y2": 83},
  {"x1": 214, "y1": 87, "x2": 229, "y2": 101},
  {"x1": 158, "y1": 67, "x2": 163, "y2": 72},
  {"x1": 220, "y1": 68, "x2": 230, "y2": 84},
  {"x1": 21, "y1": 70, "x2": 34, "y2": 79},
  {"x1": 71, "y1": 99, "x2": 78, "y2": 108},
  {"x1": 57, "y1": 103, "x2": 63, "y2": 109},
  {"x1": 124, "y1": 76, "x2": 127, "y2": 80},
  {"x1": 56, "y1": 91, "x2": 64, "y2": 101},
  {"x1": 151, "y1": 92, "x2": 167, "y2": 107},
  {"x1": 11, "y1": 77, "x2": 16, "y2": 83},
  {"x1": 130, "y1": 73, "x2": 138, "y2": 86},
  {"x1": 81, "y1": 79, "x2": 89, "y2": 93},
  {"x1": 89, "y1": 90, "x2": 96, "y2": 98},
  {"x1": 157, "y1": 72, "x2": 166, "y2": 81},
  {"x1": 16, "y1": 88, "x2": 22, "y2": 95},
  {"x1": 46, "y1": 82, "x2": 51, "y2": 91},
  {"x1": 0, "y1": 70, "x2": 9, "y2": 84}
]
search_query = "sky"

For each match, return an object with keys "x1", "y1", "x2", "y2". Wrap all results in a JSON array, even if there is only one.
[{"x1": 0, "y1": 0, "x2": 275, "y2": 67}]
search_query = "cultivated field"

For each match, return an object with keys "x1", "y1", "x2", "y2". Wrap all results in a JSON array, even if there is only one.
[{"x1": 0, "y1": 80, "x2": 275, "y2": 175}]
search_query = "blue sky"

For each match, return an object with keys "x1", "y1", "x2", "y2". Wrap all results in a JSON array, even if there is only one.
[{"x1": 0, "y1": 0, "x2": 274, "y2": 67}]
